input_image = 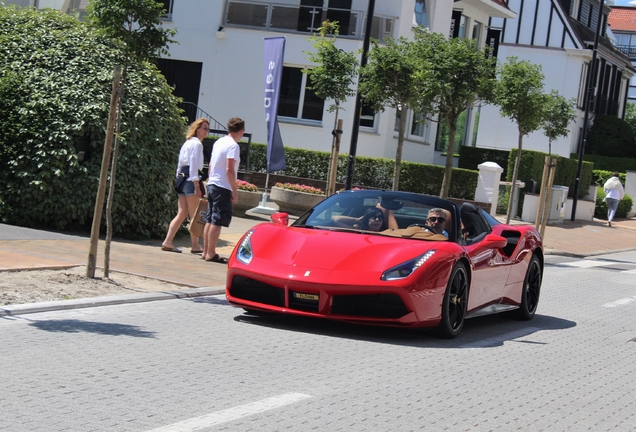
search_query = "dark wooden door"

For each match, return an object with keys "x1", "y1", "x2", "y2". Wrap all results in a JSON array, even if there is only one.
[{"x1": 156, "y1": 58, "x2": 202, "y2": 124}]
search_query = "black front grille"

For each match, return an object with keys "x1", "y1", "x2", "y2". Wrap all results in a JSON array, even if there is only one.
[
  {"x1": 230, "y1": 276, "x2": 284, "y2": 307},
  {"x1": 331, "y1": 294, "x2": 408, "y2": 318}
]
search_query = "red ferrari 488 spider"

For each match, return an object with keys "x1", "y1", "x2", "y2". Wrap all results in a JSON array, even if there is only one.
[{"x1": 226, "y1": 190, "x2": 543, "y2": 338}]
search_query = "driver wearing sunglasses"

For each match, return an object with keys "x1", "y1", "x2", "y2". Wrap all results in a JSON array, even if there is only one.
[{"x1": 426, "y1": 208, "x2": 449, "y2": 237}]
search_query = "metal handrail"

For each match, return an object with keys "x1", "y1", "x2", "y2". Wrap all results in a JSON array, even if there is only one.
[
  {"x1": 181, "y1": 102, "x2": 227, "y2": 130},
  {"x1": 222, "y1": 0, "x2": 396, "y2": 43}
]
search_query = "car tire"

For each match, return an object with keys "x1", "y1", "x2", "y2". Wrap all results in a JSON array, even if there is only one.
[
  {"x1": 506, "y1": 254, "x2": 542, "y2": 321},
  {"x1": 436, "y1": 262, "x2": 468, "y2": 339}
]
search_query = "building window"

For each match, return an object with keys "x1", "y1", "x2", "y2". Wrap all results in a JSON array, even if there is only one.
[
  {"x1": 394, "y1": 110, "x2": 430, "y2": 141},
  {"x1": 458, "y1": 15, "x2": 468, "y2": 39},
  {"x1": 472, "y1": 21, "x2": 482, "y2": 42},
  {"x1": 577, "y1": 62, "x2": 589, "y2": 109},
  {"x1": 413, "y1": 0, "x2": 429, "y2": 28},
  {"x1": 410, "y1": 112, "x2": 428, "y2": 137},
  {"x1": 435, "y1": 110, "x2": 469, "y2": 153},
  {"x1": 159, "y1": 0, "x2": 174, "y2": 20},
  {"x1": 278, "y1": 67, "x2": 324, "y2": 122},
  {"x1": 360, "y1": 103, "x2": 378, "y2": 130}
]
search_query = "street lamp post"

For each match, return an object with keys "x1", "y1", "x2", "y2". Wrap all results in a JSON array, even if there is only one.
[
  {"x1": 571, "y1": 0, "x2": 605, "y2": 221},
  {"x1": 344, "y1": 0, "x2": 375, "y2": 190}
]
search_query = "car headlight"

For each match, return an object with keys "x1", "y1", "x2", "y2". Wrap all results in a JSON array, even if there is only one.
[
  {"x1": 236, "y1": 230, "x2": 254, "y2": 265},
  {"x1": 381, "y1": 250, "x2": 436, "y2": 281}
]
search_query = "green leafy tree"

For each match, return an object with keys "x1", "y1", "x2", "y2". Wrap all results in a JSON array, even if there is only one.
[
  {"x1": 413, "y1": 29, "x2": 496, "y2": 198},
  {"x1": 304, "y1": 21, "x2": 359, "y2": 194},
  {"x1": 541, "y1": 90, "x2": 576, "y2": 156},
  {"x1": 359, "y1": 36, "x2": 422, "y2": 190},
  {"x1": 0, "y1": 6, "x2": 184, "y2": 237},
  {"x1": 304, "y1": 21, "x2": 358, "y2": 114},
  {"x1": 493, "y1": 57, "x2": 546, "y2": 223},
  {"x1": 87, "y1": 0, "x2": 176, "y2": 61}
]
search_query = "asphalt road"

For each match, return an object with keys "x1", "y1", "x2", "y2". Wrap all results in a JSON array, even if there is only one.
[{"x1": 1, "y1": 251, "x2": 635, "y2": 431}]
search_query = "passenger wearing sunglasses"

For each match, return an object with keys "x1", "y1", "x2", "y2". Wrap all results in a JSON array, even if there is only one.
[
  {"x1": 425, "y1": 208, "x2": 448, "y2": 237},
  {"x1": 333, "y1": 205, "x2": 398, "y2": 232}
]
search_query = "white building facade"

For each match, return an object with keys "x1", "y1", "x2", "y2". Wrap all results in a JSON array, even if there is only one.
[
  {"x1": 16, "y1": 1, "x2": 631, "y2": 170},
  {"x1": 476, "y1": 0, "x2": 635, "y2": 159},
  {"x1": 154, "y1": 0, "x2": 515, "y2": 168}
]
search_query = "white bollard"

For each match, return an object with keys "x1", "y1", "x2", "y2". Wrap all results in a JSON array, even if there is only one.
[{"x1": 476, "y1": 162, "x2": 504, "y2": 217}]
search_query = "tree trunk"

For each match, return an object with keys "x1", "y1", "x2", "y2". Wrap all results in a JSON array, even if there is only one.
[
  {"x1": 86, "y1": 66, "x2": 121, "y2": 279},
  {"x1": 393, "y1": 107, "x2": 407, "y2": 191},
  {"x1": 326, "y1": 106, "x2": 340, "y2": 196},
  {"x1": 440, "y1": 119, "x2": 457, "y2": 198},
  {"x1": 103, "y1": 58, "x2": 128, "y2": 278},
  {"x1": 505, "y1": 130, "x2": 524, "y2": 224},
  {"x1": 327, "y1": 117, "x2": 343, "y2": 196}
]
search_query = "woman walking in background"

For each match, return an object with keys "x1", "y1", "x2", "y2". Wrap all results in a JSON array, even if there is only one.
[
  {"x1": 604, "y1": 172, "x2": 625, "y2": 227},
  {"x1": 162, "y1": 118, "x2": 207, "y2": 252}
]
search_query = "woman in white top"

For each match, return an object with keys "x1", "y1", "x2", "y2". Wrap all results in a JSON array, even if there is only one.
[
  {"x1": 604, "y1": 172, "x2": 625, "y2": 227},
  {"x1": 162, "y1": 118, "x2": 207, "y2": 252}
]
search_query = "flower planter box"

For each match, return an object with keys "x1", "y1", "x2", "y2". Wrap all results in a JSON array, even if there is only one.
[
  {"x1": 270, "y1": 186, "x2": 325, "y2": 216},
  {"x1": 233, "y1": 189, "x2": 263, "y2": 214}
]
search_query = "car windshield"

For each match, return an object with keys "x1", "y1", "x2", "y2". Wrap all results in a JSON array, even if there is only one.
[{"x1": 292, "y1": 190, "x2": 458, "y2": 242}]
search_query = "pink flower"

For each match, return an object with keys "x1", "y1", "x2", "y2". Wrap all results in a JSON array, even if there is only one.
[
  {"x1": 237, "y1": 180, "x2": 258, "y2": 192},
  {"x1": 275, "y1": 182, "x2": 324, "y2": 195}
]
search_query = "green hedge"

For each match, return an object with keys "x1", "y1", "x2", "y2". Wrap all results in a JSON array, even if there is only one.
[
  {"x1": 0, "y1": 7, "x2": 185, "y2": 238},
  {"x1": 458, "y1": 146, "x2": 510, "y2": 178},
  {"x1": 586, "y1": 114, "x2": 636, "y2": 158},
  {"x1": 573, "y1": 153, "x2": 636, "y2": 173},
  {"x1": 248, "y1": 143, "x2": 477, "y2": 199},
  {"x1": 508, "y1": 149, "x2": 594, "y2": 199},
  {"x1": 593, "y1": 170, "x2": 627, "y2": 187}
]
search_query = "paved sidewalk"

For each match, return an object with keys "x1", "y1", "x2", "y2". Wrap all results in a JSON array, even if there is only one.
[
  {"x1": 506, "y1": 215, "x2": 636, "y2": 257},
  {"x1": 2, "y1": 211, "x2": 636, "y2": 316}
]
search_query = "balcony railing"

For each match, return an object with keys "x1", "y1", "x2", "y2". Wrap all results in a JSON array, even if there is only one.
[
  {"x1": 615, "y1": 44, "x2": 636, "y2": 59},
  {"x1": 223, "y1": 1, "x2": 396, "y2": 42}
]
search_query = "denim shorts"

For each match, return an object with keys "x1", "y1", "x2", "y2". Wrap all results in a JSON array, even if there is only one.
[
  {"x1": 205, "y1": 184, "x2": 233, "y2": 227},
  {"x1": 178, "y1": 180, "x2": 196, "y2": 197}
]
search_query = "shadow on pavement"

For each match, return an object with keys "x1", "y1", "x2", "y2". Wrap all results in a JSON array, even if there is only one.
[
  {"x1": 27, "y1": 319, "x2": 157, "y2": 338},
  {"x1": 231, "y1": 310, "x2": 576, "y2": 349}
]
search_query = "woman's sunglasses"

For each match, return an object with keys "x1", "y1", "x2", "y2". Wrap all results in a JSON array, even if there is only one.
[{"x1": 370, "y1": 214, "x2": 384, "y2": 221}]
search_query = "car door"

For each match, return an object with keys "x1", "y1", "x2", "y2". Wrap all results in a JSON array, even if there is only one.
[{"x1": 462, "y1": 208, "x2": 512, "y2": 311}]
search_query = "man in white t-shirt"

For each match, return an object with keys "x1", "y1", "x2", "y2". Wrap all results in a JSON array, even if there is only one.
[{"x1": 203, "y1": 117, "x2": 244, "y2": 263}]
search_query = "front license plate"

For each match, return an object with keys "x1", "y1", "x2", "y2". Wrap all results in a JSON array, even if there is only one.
[{"x1": 293, "y1": 292, "x2": 319, "y2": 301}]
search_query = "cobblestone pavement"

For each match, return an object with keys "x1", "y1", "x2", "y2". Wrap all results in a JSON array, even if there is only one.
[{"x1": 1, "y1": 251, "x2": 635, "y2": 430}]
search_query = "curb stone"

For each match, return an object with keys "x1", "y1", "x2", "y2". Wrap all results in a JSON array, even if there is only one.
[{"x1": 0, "y1": 286, "x2": 226, "y2": 317}]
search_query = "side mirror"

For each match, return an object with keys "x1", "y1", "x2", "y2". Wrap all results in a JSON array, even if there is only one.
[
  {"x1": 271, "y1": 212, "x2": 289, "y2": 226},
  {"x1": 482, "y1": 234, "x2": 507, "y2": 249}
]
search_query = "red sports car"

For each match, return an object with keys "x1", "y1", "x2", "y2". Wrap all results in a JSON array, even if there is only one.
[{"x1": 226, "y1": 190, "x2": 543, "y2": 338}]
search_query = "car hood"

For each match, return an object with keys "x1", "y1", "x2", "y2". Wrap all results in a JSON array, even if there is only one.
[{"x1": 244, "y1": 223, "x2": 441, "y2": 274}]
